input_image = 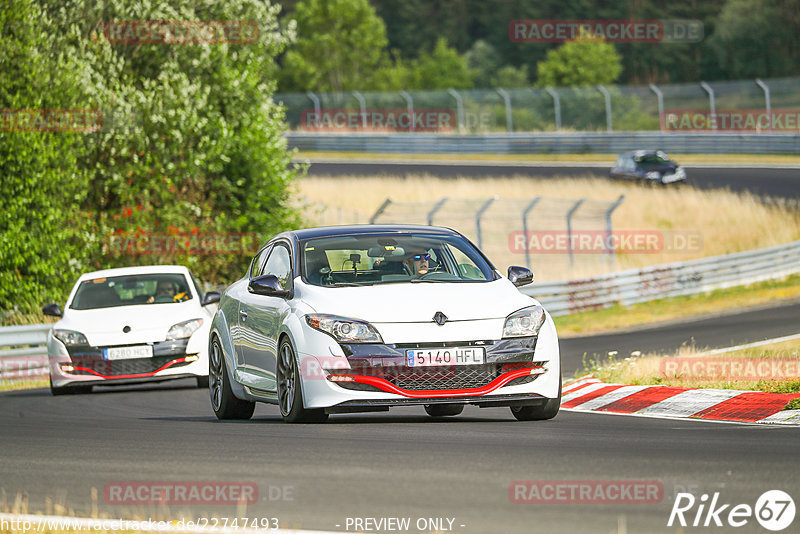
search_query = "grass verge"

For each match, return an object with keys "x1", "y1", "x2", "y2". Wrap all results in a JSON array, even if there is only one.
[
  {"x1": 555, "y1": 274, "x2": 800, "y2": 337},
  {"x1": 580, "y1": 338, "x2": 800, "y2": 400},
  {"x1": 295, "y1": 151, "x2": 800, "y2": 165},
  {"x1": 0, "y1": 378, "x2": 48, "y2": 392}
]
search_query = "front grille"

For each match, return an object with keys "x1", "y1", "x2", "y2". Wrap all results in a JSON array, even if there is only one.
[
  {"x1": 70, "y1": 356, "x2": 190, "y2": 377},
  {"x1": 381, "y1": 364, "x2": 500, "y2": 391}
]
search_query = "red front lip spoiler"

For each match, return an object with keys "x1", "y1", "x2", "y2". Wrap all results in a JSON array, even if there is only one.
[
  {"x1": 68, "y1": 357, "x2": 189, "y2": 380},
  {"x1": 329, "y1": 366, "x2": 544, "y2": 398}
]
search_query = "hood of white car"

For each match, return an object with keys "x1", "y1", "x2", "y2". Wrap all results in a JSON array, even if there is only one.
[
  {"x1": 56, "y1": 302, "x2": 206, "y2": 346},
  {"x1": 296, "y1": 278, "x2": 535, "y2": 323}
]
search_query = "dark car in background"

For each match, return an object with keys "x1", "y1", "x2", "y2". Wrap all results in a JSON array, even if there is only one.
[{"x1": 610, "y1": 150, "x2": 687, "y2": 185}]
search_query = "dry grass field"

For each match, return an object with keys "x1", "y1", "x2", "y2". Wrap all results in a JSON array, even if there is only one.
[{"x1": 295, "y1": 175, "x2": 800, "y2": 282}]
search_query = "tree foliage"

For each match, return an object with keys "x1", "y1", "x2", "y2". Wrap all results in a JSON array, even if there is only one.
[{"x1": 536, "y1": 35, "x2": 623, "y2": 88}]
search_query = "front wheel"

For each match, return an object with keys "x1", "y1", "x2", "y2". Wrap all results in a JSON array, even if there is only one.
[
  {"x1": 209, "y1": 337, "x2": 255, "y2": 420},
  {"x1": 510, "y1": 374, "x2": 561, "y2": 421},
  {"x1": 277, "y1": 338, "x2": 328, "y2": 424}
]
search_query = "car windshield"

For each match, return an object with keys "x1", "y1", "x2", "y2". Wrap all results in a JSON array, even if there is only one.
[
  {"x1": 70, "y1": 273, "x2": 192, "y2": 310},
  {"x1": 301, "y1": 233, "x2": 495, "y2": 286},
  {"x1": 636, "y1": 152, "x2": 672, "y2": 166}
]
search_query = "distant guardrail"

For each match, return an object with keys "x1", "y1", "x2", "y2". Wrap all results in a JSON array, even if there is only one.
[
  {"x1": 523, "y1": 239, "x2": 800, "y2": 316},
  {"x1": 0, "y1": 324, "x2": 50, "y2": 380},
  {"x1": 286, "y1": 132, "x2": 800, "y2": 155}
]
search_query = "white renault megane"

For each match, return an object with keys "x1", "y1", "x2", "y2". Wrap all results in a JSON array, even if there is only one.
[
  {"x1": 44, "y1": 265, "x2": 220, "y2": 395},
  {"x1": 209, "y1": 225, "x2": 561, "y2": 423}
]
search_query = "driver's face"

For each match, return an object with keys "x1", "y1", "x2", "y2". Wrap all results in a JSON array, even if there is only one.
[
  {"x1": 406, "y1": 254, "x2": 429, "y2": 275},
  {"x1": 156, "y1": 284, "x2": 175, "y2": 295}
]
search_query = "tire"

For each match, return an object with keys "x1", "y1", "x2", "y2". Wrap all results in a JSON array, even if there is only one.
[
  {"x1": 424, "y1": 404, "x2": 464, "y2": 417},
  {"x1": 209, "y1": 336, "x2": 255, "y2": 420},
  {"x1": 196, "y1": 375, "x2": 209, "y2": 388},
  {"x1": 277, "y1": 338, "x2": 328, "y2": 424},
  {"x1": 510, "y1": 374, "x2": 561, "y2": 421}
]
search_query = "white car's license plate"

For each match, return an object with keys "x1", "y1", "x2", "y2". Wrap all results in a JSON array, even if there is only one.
[
  {"x1": 406, "y1": 347, "x2": 485, "y2": 367},
  {"x1": 104, "y1": 345, "x2": 153, "y2": 360}
]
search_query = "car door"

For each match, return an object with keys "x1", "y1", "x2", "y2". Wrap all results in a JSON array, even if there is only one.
[
  {"x1": 237, "y1": 242, "x2": 293, "y2": 390},
  {"x1": 231, "y1": 245, "x2": 271, "y2": 369}
]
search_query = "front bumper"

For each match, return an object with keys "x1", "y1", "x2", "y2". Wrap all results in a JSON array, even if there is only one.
[{"x1": 48, "y1": 336, "x2": 208, "y2": 387}]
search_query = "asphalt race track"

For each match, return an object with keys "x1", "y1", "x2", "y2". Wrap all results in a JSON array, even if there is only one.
[
  {"x1": 1, "y1": 377, "x2": 799, "y2": 534},
  {"x1": 3, "y1": 163, "x2": 799, "y2": 533},
  {"x1": 302, "y1": 160, "x2": 800, "y2": 199},
  {"x1": 2, "y1": 300, "x2": 800, "y2": 534}
]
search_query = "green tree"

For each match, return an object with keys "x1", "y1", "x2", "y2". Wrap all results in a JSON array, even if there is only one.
[
  {"x1": 403, "y1": 38, "x2": 474, "y2": 90},
  {"x1": 0, "y1": 0, "x2": 91, "y2": 319},
  {"x1": 280, "y1": 0, "x2": 392, "y2": 92},
  {"x1": 536, "y1": 34, "x2": 623, "y2": 87}
]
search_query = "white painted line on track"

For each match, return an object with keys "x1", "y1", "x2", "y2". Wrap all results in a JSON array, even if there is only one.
[
  {"x1": 694, "y1": 332, "x2": 800, "y2": 356},
  {"x1": 569, "y1": 385, "x2": 651, "y2": 410},
  {"x1": 635, "y1": 389, "x2": 742, "y2": 418}
]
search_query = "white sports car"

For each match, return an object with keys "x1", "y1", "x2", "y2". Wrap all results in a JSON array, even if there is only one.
[
  {"x1": 209, "y1": 225, "x2": 561, "y2": 423},
  {"x1": 44, "y1": 265, "x2": 220, "y2": 395}
]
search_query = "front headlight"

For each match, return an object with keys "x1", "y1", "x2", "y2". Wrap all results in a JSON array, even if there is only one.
[
  {"x1": 166, "y1": 318, "x2": 203, "y2": 340},
  {"x1": 54, "y1": 329, "x2": 90, "y2": 346},
  {"x1": 502, "y1": 306, "x2": 546, "y2": 338},
  {"x1": 305, "y1": 314, "x2": 383, "y2": 344}
]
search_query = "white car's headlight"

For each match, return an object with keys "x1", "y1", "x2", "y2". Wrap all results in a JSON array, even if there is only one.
[
  {"x1": 502, "y1": 306, "x2": 546, "y2": 338},
  {"x1": 166, "y1": 318, "x2": 203, "y2": 340},
  {"x1": 306, "y1": 314, "x2": 383, "y2": 344},
  {"x1": 54, "y1": 329, "x2": 90, "y2": 346}
]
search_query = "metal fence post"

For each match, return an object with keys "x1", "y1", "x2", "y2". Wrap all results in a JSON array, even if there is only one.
[
  {"x1": 447, "y1": 89, "x2": 465, "y2": 133},
  {"x1": 475, "y1": 197, "x2": 497, "y2": 249},
  {"x1": 306, "y1": 91, "x2": 321, "y2": 120},
  {"x1": 521, "y1": 197, "x2": 542, "y2": 269},
  {"x1": 755, "y1": 79, "x2": 772, "y2": 132},
  {"x1": 427, "y1": 198, "x2": 448, "y2": 226},
  {"x1": 369, "y1": 198, "x2": 392, "y2": 224},
  {"x1": 352, "y1": 90, "x2": 367, "y2": 129},
  {"x1": 545, "y1": 87, "x2": 561, "y2": 131},
  {"x1": 597, "y1": 85, "x2": 613, "y2": 132},
  {"x1": 496, "y1": 88, "x2": 513, "y2": 132},
  {"x1": 399, "y1": 90, "x2": 414, "y2": 132},
  {"x1": 566, "y1": 198, "x2": 585, "y2": 267},
  {"x1": 649, "y1": 83, "x2": 664, "y2": 129},
  {"x1": 604, "y1": 195, "x2": 625, "y2": 266},
  {"x1": 700, "y1": 81, "x2": 716, "y2": 130}
]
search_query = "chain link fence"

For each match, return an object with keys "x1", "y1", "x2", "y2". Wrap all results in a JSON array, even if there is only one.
[{"x1": 277, "y1": 76, "x2": 800, "y2": 134}]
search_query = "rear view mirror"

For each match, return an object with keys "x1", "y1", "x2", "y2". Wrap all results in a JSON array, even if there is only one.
[
  {"x1": 201, "y1": 291, "x2": 221, "y2": 306},
  {"x1": 248, "y1": 275, "x2": 290, "y2": 298},
  {"x1": 42, "y1": 303, "x2": 63, "y2": 317},
  {"x1": 507, "y1": 266, "x2": 534, "y2": 287}
]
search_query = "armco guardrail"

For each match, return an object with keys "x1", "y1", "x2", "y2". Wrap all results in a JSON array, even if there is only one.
[
  {"x1": 0, "y1": 324, "x2": 51, "y2": 380},
  {"x1": 286, "y1": 132, "x2": 800, "y2": 155},
  {"x1": 523, "y1": 239, "x2": 800, "y2": 316}
]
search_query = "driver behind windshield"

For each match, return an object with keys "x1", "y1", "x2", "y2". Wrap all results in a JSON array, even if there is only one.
[{"x1": 403, "y1": 248, "x2": 430, "y2": 278}]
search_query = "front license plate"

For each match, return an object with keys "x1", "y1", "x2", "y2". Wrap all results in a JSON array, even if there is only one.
[
  {"x1": 406, "y1": 347, "x2": 485, "y2": 367},
  {"x1": 104, "y1": 345, "x2": 153, "y2": 360}
]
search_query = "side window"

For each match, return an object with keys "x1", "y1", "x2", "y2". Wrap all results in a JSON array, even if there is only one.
[
  {"x1": 263, "y1": 244, "x2": 292, "y2": 290},
  {"x1": 189, "y1": 272, "x2": 204, "y2": 300},
  {"x1": 250, "y1": 245, "x2": 271, "y2": 278}
]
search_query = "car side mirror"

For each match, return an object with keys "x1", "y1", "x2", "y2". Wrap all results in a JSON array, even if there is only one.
[
  {"x1": 42, "y1": 303, "x2": 63, "y2": 317},
  {"x1": 507, "y1": 266, "x2": 533, "y2": 287},
  {"x1": 248, "y1": 275, "x2": 290, "y2": 298},
  {"x1": 201, "y1": 291, "x2": 221, "y2": 306}
]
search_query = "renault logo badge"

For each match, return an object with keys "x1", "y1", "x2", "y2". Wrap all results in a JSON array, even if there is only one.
[{"x1": 433, "y1": 311, "x2": 448, "y2": 326}]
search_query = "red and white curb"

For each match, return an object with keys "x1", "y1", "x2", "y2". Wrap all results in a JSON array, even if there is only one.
[{"x1": 561, "y1": 377, "x2": 800, "y2": 425}]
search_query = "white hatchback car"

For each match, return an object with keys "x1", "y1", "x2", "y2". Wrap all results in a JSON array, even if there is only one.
[
  {"x1": 209, "y1": 225, "x2": 561, "y2": 423},
  {"x1": 44, "y1": 265, "x2": 220, "y2": 395}
]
